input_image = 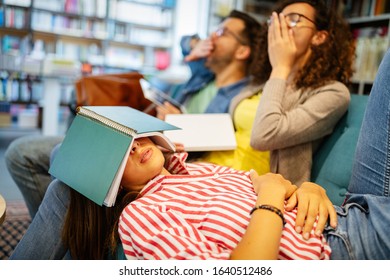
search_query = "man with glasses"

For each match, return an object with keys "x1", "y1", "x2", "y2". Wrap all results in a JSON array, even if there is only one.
[{"x1": 155, "y1": 10, "x2": 262, "y2": 120}]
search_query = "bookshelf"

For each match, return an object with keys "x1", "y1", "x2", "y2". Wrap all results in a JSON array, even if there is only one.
[
  {"x1": 341, "y1": 0, "x2": 390, "y2": 95},
  {"x1": 0, "y1": 0, "x2": 176, "y2": 134},
  {"x1": 0, "y1": 0, "x2": 176, "y2": 73}
]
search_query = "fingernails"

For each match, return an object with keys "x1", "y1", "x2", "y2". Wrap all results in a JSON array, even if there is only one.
[
  {"x1": 315, "y1": 230, "x2": 321, "y2": 237},
  {"x1": 303, "y1": 232, "x2": 310, "y2": 240},
  {"x1": 295, "y1": 226, "x2": 302, "y2": 233}
]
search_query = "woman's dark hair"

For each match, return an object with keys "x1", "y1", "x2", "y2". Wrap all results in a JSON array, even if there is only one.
[
  {"x1": 251, "y1": 0, "x2": 355, "y2": 90},
  {"x1": 228, "y1": 10, "x2": 263, "y2": 74},
  {"x1": 62, "y1": 188, "x2": 138, "y2": 259}
]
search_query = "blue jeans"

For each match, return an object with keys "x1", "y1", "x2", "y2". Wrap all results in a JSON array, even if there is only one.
[
  {"x1": 325, "y1": 48, "x2": 390, "y2": 259},
  {"x1": 5, "y1": 135, "x2": 63, "y2": 218},
  {"x1": 9, "y1": 179, "x2": 71, "y2": 259}
]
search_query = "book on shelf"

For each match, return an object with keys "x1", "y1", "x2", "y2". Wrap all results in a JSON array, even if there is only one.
[
  {"x1": 49, "y1": 106, "x2": 180, "y2": 207},
  {"x1": 164, "y1": 113, "x2": 237, "y2": 152},
  {"x1": 352, "y1": 26, "x2": 388, "y2": 81},
  {"x1": 343, "y1": 0, "x2": 389, "y2": 17}
]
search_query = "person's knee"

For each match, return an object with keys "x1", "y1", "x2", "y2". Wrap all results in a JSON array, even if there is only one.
[
  {"x1": 4, "y1": 135, "x2": 37, "y2": 169},
  {"x1": 5, "y1": 135, "x2": 63, "y2": 170},
  {"x1": 40, "y1": 179, "x2": 70, "y2": 217},
  {"x1": 45, "y1": 179, "x2": 70, "y2": 202}
]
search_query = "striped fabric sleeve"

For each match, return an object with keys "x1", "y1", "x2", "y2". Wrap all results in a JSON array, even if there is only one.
[
  {"x1": 118, "y1": 204, "x2": 331, "y2": 260},
  {"x1": 278, "y1": 209, "x2": 331, "y2": 260},
  {"x1": 118, "y1": 204, "x2": 232, "y2": 260}
]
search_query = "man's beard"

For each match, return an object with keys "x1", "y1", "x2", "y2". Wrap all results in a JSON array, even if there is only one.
[{"x1": 205, "y1": 54, "x2": 232, "y2": 73}]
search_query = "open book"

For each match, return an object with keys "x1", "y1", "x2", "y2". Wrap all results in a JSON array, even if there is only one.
[
  {"x1": 49, "y1": 106, "x2": 179, "y2": 207},
  {"x1": 140, "y1": 78, "x2": 187, "y2": 113},
  {"x1": 164, "y1": 113, "x2": 237, "y2": 152}
]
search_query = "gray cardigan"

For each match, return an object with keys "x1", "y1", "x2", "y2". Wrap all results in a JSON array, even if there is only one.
[{"x1": 249, "y1": 78, "x2": 350, "y2": 186}]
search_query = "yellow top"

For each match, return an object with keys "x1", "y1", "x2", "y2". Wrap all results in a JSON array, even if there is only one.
[{"x1": 200, "y1": 93, "x2": 270, "y2": 174}]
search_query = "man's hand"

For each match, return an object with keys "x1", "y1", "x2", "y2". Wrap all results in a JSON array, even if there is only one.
[
  {"x1": 184, "y1": 39, "x2": 214, "y2": 62},
  {"x1": 286, "y1": 182, "x2": 337, "y2": 239},
  {"x1": 156, "y1": 101, "x2": 182, "y2": 120}
]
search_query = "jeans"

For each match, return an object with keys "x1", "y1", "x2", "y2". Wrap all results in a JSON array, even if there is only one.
[
  {"x1": 9, "y1": 179, "x2": 70, "y2": 259},
  {"x1": 5, "y1": 135, "x2": 64, "y2": 218},
  {"x1": 325, "y1": 48, "x2": 390, "y2": 259}
]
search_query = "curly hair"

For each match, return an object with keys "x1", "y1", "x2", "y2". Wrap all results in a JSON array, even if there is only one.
[{"x1": 251, "y1": 0, "x2": 355, "y2": 90}]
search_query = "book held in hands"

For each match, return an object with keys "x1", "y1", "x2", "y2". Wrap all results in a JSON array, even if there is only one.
[{"x1": 49, "y1": 106, "x2": 179, "y2": 207}]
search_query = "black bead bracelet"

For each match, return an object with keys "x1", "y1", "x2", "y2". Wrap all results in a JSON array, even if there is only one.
[{"x1": 250, "y1": 204, "x2": 286, "y2": 226}]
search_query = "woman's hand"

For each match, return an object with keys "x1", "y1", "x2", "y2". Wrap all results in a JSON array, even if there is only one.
[
  {"x1": 286, "y1": 182, "x2": 337, "y2": 239},
  {"x1": 250, "y1": 171, "x2": 297, "y2": 199},
  {"x1": 268, "y1": 12, "x2": 297, "y2": 79},
  {"x1": 250, "y1": 172, "x2": 337, "y2": 240},
  {"x1": 233, "y1": 171, "x2": 296, "y2": 259}
]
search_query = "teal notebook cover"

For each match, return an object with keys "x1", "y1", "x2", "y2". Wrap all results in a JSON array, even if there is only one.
[
  {"x1": 49, "y1": 106, "x2": 180, "y2": 206},
  {"x1": 50, "y1": 115, "x2": 132, "y2": 206}
]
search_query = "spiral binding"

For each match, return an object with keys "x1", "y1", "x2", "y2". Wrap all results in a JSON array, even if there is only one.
[{"x1": 76, "y1": 107, "x2": 137, "y2": 136}]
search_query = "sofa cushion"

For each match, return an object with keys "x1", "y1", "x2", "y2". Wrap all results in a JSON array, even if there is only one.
[{"x1": 311, "y1": 94, "x2": 369, "y2": 206}]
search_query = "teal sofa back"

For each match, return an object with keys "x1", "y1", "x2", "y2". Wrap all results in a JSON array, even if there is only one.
[{"x1": 311, "y1": 94, "x2": 369, "y2": 206}]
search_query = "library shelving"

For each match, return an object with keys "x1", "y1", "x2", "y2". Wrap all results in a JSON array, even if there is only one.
[
  {"x1": 342, "y1": 0, "x2": 390, "y2": 95},
  {"x1": 348, "y1": 15, "x2": 389, "y2": 95},
  {"x1": 0, "y1": 0, "x2": 176, "y2": 134},
  {"x1": 1, "y1": 0, "x2": 176, "y2": 74}
]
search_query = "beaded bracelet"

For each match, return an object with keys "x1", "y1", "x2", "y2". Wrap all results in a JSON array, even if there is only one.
[{"x1": 250, "y1": 204, "x2": 286, "y2": 226}]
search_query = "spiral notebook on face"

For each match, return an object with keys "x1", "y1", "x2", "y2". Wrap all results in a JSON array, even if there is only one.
[
  {"x1": 164, "y1": 113, "x2": 237, "y2": 152},
  {"x1": 49, "y1": 106, "x2": 179, "y2": 207}
]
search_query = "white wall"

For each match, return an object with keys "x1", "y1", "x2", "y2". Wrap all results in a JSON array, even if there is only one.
[
  {"x1": 157, "y1": 0, "x2": 210, "y2": 83},
  {"x1": 171, "y1": 0, "x2": 210, "y2": 65}
]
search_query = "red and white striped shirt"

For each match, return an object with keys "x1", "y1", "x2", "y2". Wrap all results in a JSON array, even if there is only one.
[{"x1": 119, "y1": 153, "x2": 331, "y2": 260}]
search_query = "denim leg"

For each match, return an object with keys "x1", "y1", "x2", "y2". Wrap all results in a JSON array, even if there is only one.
[
  {"x1": 5, "y1": 135, "x2": 64, "y2": 218},
  {"x1": 326, "y1": 49, "x2": 390, "y2": 259},
  {"x1": 348, "y1": 49, "x2": 390, "y2": 197},
  {"x1": 9, "y1": 179, "x2": 70, "y2": 260}
]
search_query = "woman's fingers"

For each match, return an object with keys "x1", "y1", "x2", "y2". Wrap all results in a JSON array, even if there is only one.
[{"x1": 279, "y1": 13, "x2": 290, "y2": 40}]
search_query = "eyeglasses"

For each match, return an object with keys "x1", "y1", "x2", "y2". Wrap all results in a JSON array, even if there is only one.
[
  {"x1": 214, "y1": 26, "x2": 248, "y2": 45},
  {"x1": 267, "y1": 12, "x2": 316, "y2": 28}
]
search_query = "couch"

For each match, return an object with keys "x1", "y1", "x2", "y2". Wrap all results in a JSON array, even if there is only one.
[{"x1": 311, "y1": 93, "x2": 369, "y2": 206}]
